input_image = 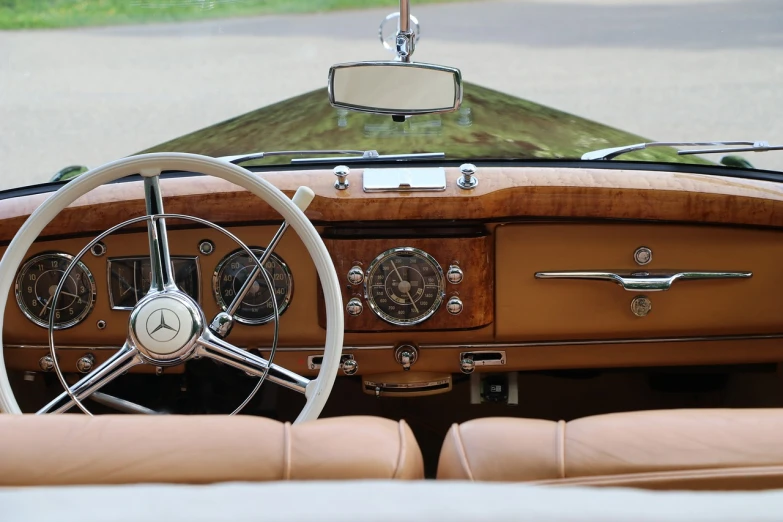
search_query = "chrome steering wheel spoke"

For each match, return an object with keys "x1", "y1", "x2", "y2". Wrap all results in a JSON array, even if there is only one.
[
  {"x1": 196, "y1": 331, "x2": 310, "y2": 395},
  {"x1": 143, "y1": 174, "x2": 176, "y2": 293},
  {"x1": 37, "y1": 343, "x2": 144, "y2": 414}
]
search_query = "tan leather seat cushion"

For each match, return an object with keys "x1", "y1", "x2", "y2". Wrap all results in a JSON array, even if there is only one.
[
  {"x1": 437, "y1": 409, "x2": 783, "y2": 490},
  {"x1": 0, "y1": 415, "x2": 424, "y2": 486}
]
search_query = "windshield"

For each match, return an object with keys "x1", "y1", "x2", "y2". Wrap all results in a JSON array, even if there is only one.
[{"x1": 1, "y1": 0, "x2": 781, "y2": 189}]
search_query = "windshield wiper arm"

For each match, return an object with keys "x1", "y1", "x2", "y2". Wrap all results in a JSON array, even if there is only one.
[
  {"x1": 220, "y1": 149, "x2": 375, "y2": 165},
  {"x1": 219, "y1": 149, "x2": 445, "y2": 165},
  {"x1": 582, "y1": 141, "x2": 783, "y2": 161}
]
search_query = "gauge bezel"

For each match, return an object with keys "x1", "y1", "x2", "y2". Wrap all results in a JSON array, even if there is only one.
[
  {"x1": 364, "y1": 247, "x2": 446, "y2": 326},
  {"x1": 14, "y1": 252, "x2": 97, "y2": 330},
  {"x1": 107, "y1": 255, "x2": 201, "y2": 310},
  {"x1": 212, "y1": 247, "x2": 294, "y2": 325}
]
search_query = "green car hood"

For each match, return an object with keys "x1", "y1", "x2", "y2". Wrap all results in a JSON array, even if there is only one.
[{"x1": 142, "y1": 82, "x2": 709, "y2": 166}]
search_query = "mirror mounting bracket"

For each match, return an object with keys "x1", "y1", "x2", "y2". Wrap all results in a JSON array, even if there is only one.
[{"x1": 395, "y1": 0, "x2": 415, "y2": 62}]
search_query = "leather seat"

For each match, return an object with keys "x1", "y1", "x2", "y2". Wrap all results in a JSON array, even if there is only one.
[
  {"x1": 0, "y1": 415, "x2": 424, "y2": 486},
  {"x1": 437, "y1": 409, "x2": 783, "y2": 490}
]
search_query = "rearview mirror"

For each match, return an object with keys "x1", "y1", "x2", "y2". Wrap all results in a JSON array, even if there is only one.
[{"x1": 328, "y1": 61, "x2": 462, "y2": 116}]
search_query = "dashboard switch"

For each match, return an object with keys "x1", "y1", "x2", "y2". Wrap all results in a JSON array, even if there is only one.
[
  {"x1": 38, "y1": 355, "x2": 54, "y2": 372},
  {"x1": 346, "y1": 297, "x2": 364, "y2": 316},
  {"x1": 76, "y1": 353, "x2": 95, "y2": 374},
  {"x1": 395, "y1": 344, "x2": 418, "y2": 371},
  {"x1": 347, "y1": 265, "x2": 364, "y2": 285},
  {"x1": 447, "y1": 296, "x2": 463, "y2": 315},
  {"x1": 342, "y1": 358, "x2": 359, "y2": 376},
  {"x1": 446, "y1": 264, "x2": 464, "y2": 284},
  {"x1": 460, "y1": 356, "x2": 475, "y2": 374}
]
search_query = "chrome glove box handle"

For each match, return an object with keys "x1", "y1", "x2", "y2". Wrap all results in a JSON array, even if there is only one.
[{"x1": 534, "y1": 270, "x2": 752, "y2": 292}]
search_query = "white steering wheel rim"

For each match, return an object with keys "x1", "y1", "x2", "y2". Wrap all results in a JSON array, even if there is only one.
[{"x1": 0, "y1": 153, "x2": 344, "y2": 423}]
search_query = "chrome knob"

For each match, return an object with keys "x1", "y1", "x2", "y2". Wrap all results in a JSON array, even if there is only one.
[
  {"x1": 446, "y1": 264, "x2": 464, "y2": 284},
  {"x1": 631, "y1": 295, "x2": 652, "y2": 317},
  {"x1": 38, "y1": 355, "x2": 54, "y2": 372},
  {"x1": 460, "y1": 357, "x2": 475, "y2": 374},
  {"x1": 334, "y1": 165, "x2": 350, "y2": 190},
  {"x1": 395, "y1": 345, "x2": 418, "y2": 371},
  {"x1": 457, "y1": 163, "x2": 478, "y2": 189},
  {"x1": 76, "y1": 353, "x2": 95, "y2": 374},
  {"x1": 342, "y1": 358, "x2": 359, "y2": 376},
  {"x1": 347, "y1": 266, "x2": 364, "y2": 285},
  {"x1": 346, "y1": 297, "x2": 363, "y2": 316},
  {"x1": 446, "y1": 296, "x2": 463, "y2": 315}
]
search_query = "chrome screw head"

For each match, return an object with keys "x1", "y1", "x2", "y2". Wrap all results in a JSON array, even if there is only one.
[{"x1": 634, "y1": 246, "x2": 652, "y2": 266}]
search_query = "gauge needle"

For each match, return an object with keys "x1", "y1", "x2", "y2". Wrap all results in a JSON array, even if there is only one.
[
  {"x1": 390, "y1": 260, "x2": 419, "y2": 313},
  {"x1": 38, "y1": 297, "x2": 51, "y2": 317}
]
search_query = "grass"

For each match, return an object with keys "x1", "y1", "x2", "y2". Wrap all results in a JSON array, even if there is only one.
[
  {"x1": 0, "y1": 0, "x2": 460, "y2": 29},
  {"x1": 141, "y1": 82, "x2": 714, "y2": 167}
]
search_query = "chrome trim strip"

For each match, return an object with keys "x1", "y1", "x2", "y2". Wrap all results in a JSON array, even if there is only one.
[
  {"x1": 535, "y1": 270, "x2": 752, "y2": 292},
  {"x1": 9, "y1": 334, "x2": 783, "y2": 353}
]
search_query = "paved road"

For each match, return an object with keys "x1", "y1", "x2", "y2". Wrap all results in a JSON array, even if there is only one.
[{"x1": 1, "y1": 0, "x2": 782, "y2": 189}]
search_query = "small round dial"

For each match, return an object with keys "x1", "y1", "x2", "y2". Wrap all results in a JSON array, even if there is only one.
[
  {"x1": 213, "y1": 248, "x2": 293, "y2": 325},
  {"x1": 15, "y1": 253, "x2": 96, "y2": 329},
  {"x1": 365, "y1": 247, "x2": 445, "y2": 325}
]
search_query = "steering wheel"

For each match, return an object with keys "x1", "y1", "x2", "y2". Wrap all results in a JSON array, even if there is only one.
[{"x1": 0, "y1": 153, "x2": 344, "y2": 422}]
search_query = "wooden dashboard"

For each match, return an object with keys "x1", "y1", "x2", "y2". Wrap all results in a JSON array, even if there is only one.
[{"x1": 3, "y1": 165, "x2": 783, "y2": 380}]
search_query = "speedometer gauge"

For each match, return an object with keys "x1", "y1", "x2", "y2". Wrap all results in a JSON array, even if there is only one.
[
  {"x1": 213, "y1": 248, "x2": 293, "y2": 325},
  {"x1": 365, "y1": 247, "x2": 445, "y2": 325},
  {"x1": 15, "y1": 253, "x2": 96, "y2": 329}
]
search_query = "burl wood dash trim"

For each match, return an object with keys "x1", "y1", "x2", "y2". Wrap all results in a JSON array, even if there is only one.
[
  {"x1": 318, "y1": 236, "x2": 494, "y2": 332},
  {"x1": 1, "y1": 167, "x2": 783, "y2": 241}
]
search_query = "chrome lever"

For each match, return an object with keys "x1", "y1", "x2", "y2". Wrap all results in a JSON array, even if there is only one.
[{"x1": 534, "y1": 270, "x2": 752, "y2": 292}]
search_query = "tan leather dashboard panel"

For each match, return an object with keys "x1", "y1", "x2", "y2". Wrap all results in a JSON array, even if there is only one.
[
  {"x1": 3, "y1": 164, "x2": 783, "y2": 375},
  {"x1": 496, "y1": 223, "x2": 783, "y2": 339}
]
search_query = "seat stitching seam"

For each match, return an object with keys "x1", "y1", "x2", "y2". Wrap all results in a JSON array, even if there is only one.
[
  {"x1": 558, "y1": 420, "x2": 566, "y2": 479},
  {"x1": 283, "y1": 422, "x2": 291, "y2": 480},
  {"x1": 393, "y1": 420, "x2": 407, "y2": 479},
  {"x1": 453, "y1": 424, "x2": 475, "y2": 481}
]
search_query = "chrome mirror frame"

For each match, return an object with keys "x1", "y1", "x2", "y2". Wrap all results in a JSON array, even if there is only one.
[
  {"x1": 327, "y1": 0, "x2": 462, "y2": 117},
  {"x1": 327, "y1": 61, "x2": 463, "y2": 116}
]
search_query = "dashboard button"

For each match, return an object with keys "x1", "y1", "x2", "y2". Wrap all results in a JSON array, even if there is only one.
[
  {"x1": 447, "y1": 296, "x2": 463, "y2": 315},
  {"x1": 347, "y1": 266, "x2": 364, "y2": 285},
  {"x1": 76, "y1": 353, "x2": 95, "y2": 374},
  {"x1": 446, "y1": 264, "x2": 464, "y2": 284},
  {"x1": 346, "y1": 297, "x2": 363, "y2": 316}
]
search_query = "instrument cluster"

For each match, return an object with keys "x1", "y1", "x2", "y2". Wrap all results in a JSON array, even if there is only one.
[{"x1": 14, "y1": 247, "x2": 294, "y2": 330}]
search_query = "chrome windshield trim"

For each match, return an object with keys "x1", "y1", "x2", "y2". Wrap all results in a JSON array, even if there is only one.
[{"x1": 10, "y1": 334, "x2": 783, "y2": 353}]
